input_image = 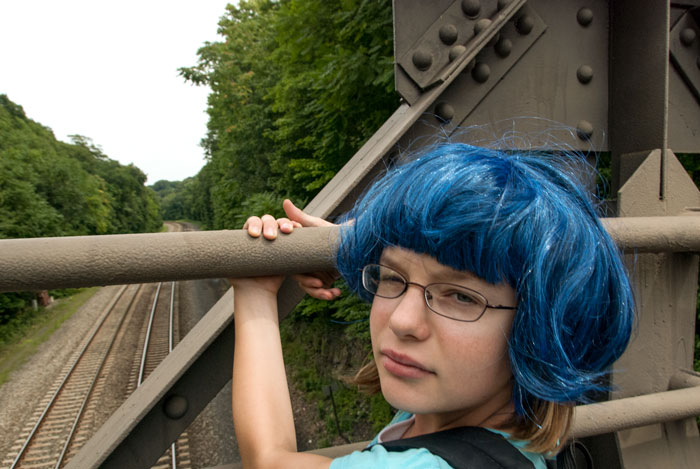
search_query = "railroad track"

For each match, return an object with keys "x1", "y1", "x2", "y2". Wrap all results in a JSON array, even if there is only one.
[
  {"x1": 127, "y1": 281, "x2": 191, "y2": 469},
  {"x1": 3, "y1": 279, "x2": 191, "y2": 469}
]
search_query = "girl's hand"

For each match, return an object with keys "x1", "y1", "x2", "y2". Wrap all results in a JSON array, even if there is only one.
[{"x1": 242, "y1": 199, "x2": 342, "y2": 301}]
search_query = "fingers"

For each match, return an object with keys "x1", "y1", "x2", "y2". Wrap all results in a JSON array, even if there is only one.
[
  {"x1": 244, "y1": 215, "x2": 280, "y2": 239},
  {"x1": 277, "y1": 217, "x2": 294, "y2": 233},
  {"x1": 244, "y1": 200, "x2": 334, "y2": 240},
  {"x1": 243, "y1": 216, "x2": 262, "y2": 237},
  {"x1": 261, "y1": 214, "x2": 279, "y2": 239},
  {"x1": 292, "y1": 273, "x2": 342, "y2": 301},
  {"x1": 283, "y1": 199, "x2": 334, "y2": 228}
]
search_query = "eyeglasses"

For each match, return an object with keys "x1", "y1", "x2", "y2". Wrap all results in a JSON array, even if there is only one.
[{"x1": 361, "y1": 264, "x2": 516, "y2": 322}]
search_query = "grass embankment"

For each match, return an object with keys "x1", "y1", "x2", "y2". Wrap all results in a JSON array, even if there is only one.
[{"x1": 0, "y1": 288, "x2": 99, "y2": 387}]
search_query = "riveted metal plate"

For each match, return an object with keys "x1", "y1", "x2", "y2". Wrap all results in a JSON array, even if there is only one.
[
  {"x1": 459, "y1": 0, "x2": 609, "y2": 150},
  {"x1": 393, "y1": 0, "x2": 455, "y2": 103},
  {"x1": 398, "y1": 0, "x2": 612, "y2": 153},
  {"x1": 670, "y1": 10, "x2": 700, "y2": 101},
  {"x1": 397, "y1": 0, "x2": 506, "y2": 90},
  {"x1": 429, "y1": 4, "x2": 545, "y2": 135},
  {"x1": 396, "y1": 3, "x2": 546, "y2": 148},
  {"x1": 669, "y1": 64, "x2": 700, "y2": 152},
  {"x1": 669, "y1": 6, "x2": 700, "y2": 152}
]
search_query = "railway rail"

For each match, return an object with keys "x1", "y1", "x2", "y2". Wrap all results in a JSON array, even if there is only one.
[
  {"x1": 130, "y1": 281, "x2": 191, "y2": 469},
  {"x1": 3, "y1": 273, "x2": 191, "y2": 468}
]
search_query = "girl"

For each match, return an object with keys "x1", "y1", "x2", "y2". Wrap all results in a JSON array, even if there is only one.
[{"x1": 229, "y1": 143, "x2": 635, "y2": 468}]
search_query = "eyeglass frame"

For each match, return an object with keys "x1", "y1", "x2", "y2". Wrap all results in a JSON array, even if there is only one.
[{"x1": 360, "y1": 263, "x2": 517, "y2": 322}]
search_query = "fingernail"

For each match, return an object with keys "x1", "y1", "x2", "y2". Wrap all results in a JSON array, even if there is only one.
[
  {"x1": 250, "y1": 227, "x2": 260, "y2": 236},
  {"x1": 264, "y1": 228, "x2": 275, "y2": 237},
  {"x1": 281, "y1": 223, "x2": 292, "y2": 231}
]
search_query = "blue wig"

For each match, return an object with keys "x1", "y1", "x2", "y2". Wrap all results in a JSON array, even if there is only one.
[{"x1": 335, "y1": 143, "x2": 635, "y2": 414}]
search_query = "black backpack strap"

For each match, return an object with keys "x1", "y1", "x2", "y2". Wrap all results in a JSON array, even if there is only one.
[{"x1": 371, "y1": 426, "x2": 535, "y2": 469}]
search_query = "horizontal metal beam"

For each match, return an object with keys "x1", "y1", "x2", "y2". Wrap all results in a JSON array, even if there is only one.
[
  {"x1": 0, "y1": 227, "x2": 338, "y2": 293},
  {"x1": 221, "y1": 371, "x2": 700, "y2": 469},
  {"x1": 1, "y1": 216, "x2": 699, "y2": 293},
  {"x1": 572, "y1": 371, "x2": 700, "y2": 439},
  {"x1": 600, "y1": 215, "x2": 700, "y2": 253}
]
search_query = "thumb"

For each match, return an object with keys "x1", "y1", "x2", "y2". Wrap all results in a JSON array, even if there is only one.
[{"x1": 283, "y1": 199, "x2": 334, "y2": 227}]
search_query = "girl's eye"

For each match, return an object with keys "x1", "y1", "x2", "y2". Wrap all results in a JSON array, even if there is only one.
[
  {"x1": 380, "y1": 275, "x2": 404, "y2": 284},
  {"x1": 451, "y1": 291, "x2": 477, "y2": 304}
]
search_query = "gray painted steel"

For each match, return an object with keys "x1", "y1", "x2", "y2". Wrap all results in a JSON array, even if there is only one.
[
  {"x1": 2, "y1": 217, "x2": 700, "y2": 293},
  {"x1": 613, "y1": 149, "x2": 700, "y2": 467},
  {"x1": 19, "y1": 1, "x2": 700, "y2": 467},
  {"x1": 609, "y1": 1, "x2": 670, "y2": 194},
  {"x1": 668, "y1": 7, "x2": 700, "y2": 152},
  {"x1": 0, "y1": 227, "x2": 338, "y2": 293}
]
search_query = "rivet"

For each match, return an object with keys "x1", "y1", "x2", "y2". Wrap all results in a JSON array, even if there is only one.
[
  {"x1": 516, "y1": 15, "x2": 534, "y2": 35},
  {"x1": 576, "y1": 120, "x2": 594, "y2": 140},
  {"x1": 461, "y1": 0, "x2": 481, "y2": 18},
  {"x1": 474, "y1": 18, "x2": 493, "y2": 36},
  {"x1": 680, "y1": 28, "x2": 696, "y2": 47},
  {"x1": 497, "y1": 0, "x2": 512, "y2": 10},
  {"x1": 576, "y1": 65, "x2": 593, "y2": 84},
  {"x1": 495, "y1": 38, "x2": 512, "y2": 57},
  {"x1": 472, "y1": 62, "x2": 491, "y2": 83},
  {"x1": 439, "y1": 24, "x2": 459, "y2": 45},
  {"x1": 449, "y1": 45, "x2": 467, "y2": 62},
  {"x1": 412, "y1": 49, "x2": 433, "y2": 71},
  {"x1": 435, "y1": 102, "x2": 455, "y2": 123},
  {"x1": 164, "y1": 395, "x2": 188, "y2": 420},
  {"x1": 577, "y1": 8, "x2": 593, "y2": 27}
]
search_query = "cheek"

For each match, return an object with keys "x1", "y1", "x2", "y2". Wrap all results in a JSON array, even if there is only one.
[
  {"x1": 368, "y1": 301, "x2": 387, "y2": 344},
  {"x1": 438, "y1": 324, "x2": 512, "y2": 375}
]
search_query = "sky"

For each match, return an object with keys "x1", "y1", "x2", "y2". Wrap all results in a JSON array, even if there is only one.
[{"x1": 0, "y1": 1, "x2": 232, "y2": 183}]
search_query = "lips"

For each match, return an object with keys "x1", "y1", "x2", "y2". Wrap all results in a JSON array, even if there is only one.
[{"x1": 380, "y1": 349, "x2": 434, "y2": 378}]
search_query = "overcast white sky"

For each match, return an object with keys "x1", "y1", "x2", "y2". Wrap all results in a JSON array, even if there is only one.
[{"x1": 0, "y1": 1, "x2": 232, "y2": 183}]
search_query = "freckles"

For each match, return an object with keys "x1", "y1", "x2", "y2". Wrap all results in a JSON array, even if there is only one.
[{"x1": 440, "y1": 327, "x2": 510, "y2": 370}]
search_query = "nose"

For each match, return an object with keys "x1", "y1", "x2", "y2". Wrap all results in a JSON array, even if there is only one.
[{"x1": 387, "y1": 283, "x2": 431, "y2": 341}]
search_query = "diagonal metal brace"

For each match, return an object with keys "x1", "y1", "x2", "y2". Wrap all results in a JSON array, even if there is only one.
[
  {"x1": 670, "y1": 8, "x2": 700, "y2": 102},
  {"x1": 397, "y1": 0, "x2": 527, "y2": 90}
]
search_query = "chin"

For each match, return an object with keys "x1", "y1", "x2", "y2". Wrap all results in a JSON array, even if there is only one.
[{"x1": 378, "y1": 376, "x2": 439, "y2": 415}]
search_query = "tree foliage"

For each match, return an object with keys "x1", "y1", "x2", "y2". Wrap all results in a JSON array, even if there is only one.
[
  {"x1": 174, "y1": 0, "x2": 399, "y2": 440},
  {"x1": 177, "y1": 0, "x2": 397, "y2": 229},
  {"x1": 0, "y1": 94, "x2": 162, "y2": 320}
]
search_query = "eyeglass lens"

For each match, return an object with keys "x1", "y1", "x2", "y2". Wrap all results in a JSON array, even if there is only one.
[{"x1": 362, "y1": 264, "x2": 488, "y2": 322}]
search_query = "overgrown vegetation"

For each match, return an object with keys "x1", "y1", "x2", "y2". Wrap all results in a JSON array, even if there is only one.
[
  {"x1": 0, "y1": 288, "x2": 99, "y2": 387},
  {"x1": 172, "y1": 0, "x2": 399, "y2": 441},
  {"x1": 0, "y1": 94, "x2": 162, "y2": 335},
  {"x1": 173, "y1": 0, "x2": 398, "y2": 229}
]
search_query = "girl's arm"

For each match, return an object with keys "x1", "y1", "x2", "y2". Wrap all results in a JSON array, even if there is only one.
[
  {"x1": 230, "y1": 202, "x2": 339, "y2": 468},
  {"x1": 231, "y1": 277, "x2": 331, "y2": 468}
]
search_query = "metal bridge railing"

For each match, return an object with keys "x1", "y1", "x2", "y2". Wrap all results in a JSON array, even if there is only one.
[
  {"x1": 0, "y1": 215, "x2": 699, "y2": 467},
  {"x1": 1, "y1": 216, "x2": 699, "y2": 293}
]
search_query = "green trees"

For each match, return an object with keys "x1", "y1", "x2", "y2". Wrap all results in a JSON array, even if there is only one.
[
  {"x1": 0, "y1": 96, "x2": 162, "y2": 238},
  {"x1": 178, "y1": 0, "x2": 398, "y2": 229},
  {"x1": 175, "y1": 0, "x2": 398, "y2": 443},
  {"x1": 0, "y1": 94, "x2": 162, "y2": 321}
]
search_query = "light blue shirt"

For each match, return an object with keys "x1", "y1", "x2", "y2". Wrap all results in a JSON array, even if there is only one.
[{"x1": 329, "y1": 411, "x2": 547, "y2": 469}]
